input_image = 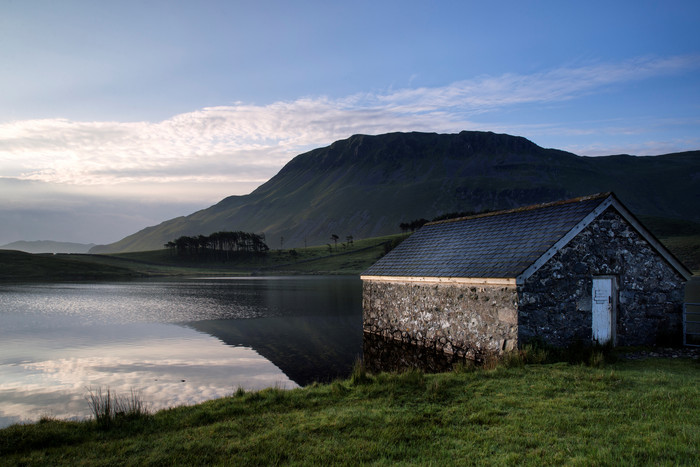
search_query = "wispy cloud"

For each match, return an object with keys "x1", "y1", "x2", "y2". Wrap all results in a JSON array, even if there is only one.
[{"x1": 1, "y1": 55, "x2": 698, "y2": 192}]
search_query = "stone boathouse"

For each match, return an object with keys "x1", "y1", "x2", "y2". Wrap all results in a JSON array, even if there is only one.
[{"x1": 361, "y1": 193, "x2": 692, "y2": 359}]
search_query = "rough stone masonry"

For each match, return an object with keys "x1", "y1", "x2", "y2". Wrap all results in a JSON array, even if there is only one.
[
  {"x1": 363, "y1": 208, "x2": 687, "y2": 358},
  {"x1": 518, "y1": 208, "x2": 686, "y2": 347},
  {"x1": 362, "y1": 280, "x2": 518, "y2": 360}
]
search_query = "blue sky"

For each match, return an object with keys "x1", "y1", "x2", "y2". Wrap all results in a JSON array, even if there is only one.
[{"x1": 1, "y1": 0, "x2": 699, "y2": 245}]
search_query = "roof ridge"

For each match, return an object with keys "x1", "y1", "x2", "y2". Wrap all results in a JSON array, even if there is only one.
[{"x1": 426, "y1": 192, "x2": 613, "y2": 226}]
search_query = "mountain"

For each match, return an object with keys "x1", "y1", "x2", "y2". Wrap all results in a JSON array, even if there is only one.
[
  {"x1": 2, "y1": 240, "x2": 97, "y2": 254},
  {"x1": 90, "y1": 131, "x2": 700, "y2": 254}
]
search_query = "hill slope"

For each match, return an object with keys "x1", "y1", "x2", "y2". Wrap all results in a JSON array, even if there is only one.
[
  {"x1": 0, "y1": 240, "x2": 96, "y2": 254},
  {"x1": 91, "y1": 131, "x2": 700, "y2": 253},
  {"x1": 0, "y1": 250, "x2": 139, "y2": 281}
]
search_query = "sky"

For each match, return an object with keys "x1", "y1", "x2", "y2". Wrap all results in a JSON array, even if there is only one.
[{"x1": 1, "y1": 0, "x2": 699, "y2": 246}]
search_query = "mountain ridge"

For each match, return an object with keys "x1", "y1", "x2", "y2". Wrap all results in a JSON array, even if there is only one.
[{"x1": 90, "y1": 131, "x2": 700, "y2": 254}]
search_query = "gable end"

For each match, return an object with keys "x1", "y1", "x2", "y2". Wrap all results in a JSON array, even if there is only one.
[
  {"x1": 608, "y1": 197, "x2": 692, "y2": 280},
  {"x1": 517, "y1": 194, "x2": 692, "y2": 284}
]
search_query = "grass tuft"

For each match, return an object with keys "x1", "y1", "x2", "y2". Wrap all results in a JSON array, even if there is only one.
[
  {"x1": 86, "y1": 387, "x2": 150, "y2": 429},
  {"x1": 398, "y1": 368, "x2": 424, "y2": 387},
  {"x1": 588, "y1": 350, "x2": 606, "y2": 368},
  {"x1": 331, "y1": 380, "x2": 349, "y2": 396},
  {"x1": 350, "y1": 358, "x2": 372, "y2": 385},
  {"x1": 451, "y1": 359, "x2": 476, "y2": 373}
]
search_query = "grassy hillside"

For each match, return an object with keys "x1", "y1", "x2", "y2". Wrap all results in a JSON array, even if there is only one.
[
  {"x1": 0, "y1": 250, "x2": 140, "y2": 282},
  {"x1": 1, "y1": 358, "x2": 699, "y2": 465},
  {"x1": 0, "y1": 234, "x2": 405, "y2": 282},
  {"x1": 111, "y1": 234, "x2": 403, "y2": 275},
  {"x1": 90, "y1": 131, "x2": 700, "y2": 254},
  {"x1": 639, "y1": 216, "x2": 700, "y2": 272},
  {"x1": 0, "y1": 241, "x2": 96, "y2": 254},
  {"x1": 660, "y1": 235, "x2": 700, "y2": 272}
]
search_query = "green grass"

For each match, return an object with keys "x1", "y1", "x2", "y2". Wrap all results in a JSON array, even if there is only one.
[
  {"x1": 1, "y1": 234, "x2": 406, "y2": 282},
  {"x1": 0, "y1": 250, "x2": 140, "y2": 282},
  {"x1": 105, "y1": 233, "x2": 402, "y2": 276},
  {"x1": 131, "y1": 233, "x2": 403, "y2": 275},
  {"x1": 660, "y1": 234, "x2": 700, "y2": 273},
  {"x1": 2, "y1": 357, "x2": 699, "y2": 465}
]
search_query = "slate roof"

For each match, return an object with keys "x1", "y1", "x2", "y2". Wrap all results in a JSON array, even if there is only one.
[{"x1": 363, "y1": 193, "x2": 613, "y2": 279}]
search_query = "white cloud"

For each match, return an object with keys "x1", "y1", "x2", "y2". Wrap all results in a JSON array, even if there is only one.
[
  {"x1": 0, "y1": 55, "x2": 698, "y2": 244},
  {"x1": 0, "y1": 55, "x2": 698, "y2": 192}
]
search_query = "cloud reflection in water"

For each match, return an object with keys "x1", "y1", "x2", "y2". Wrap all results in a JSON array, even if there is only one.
[
  {"x1": 0, "y1": 322, "x2": 296, "y2": 427},
  {"x1": 0, "y1": 277, "x2": 361, "y2": 428}
]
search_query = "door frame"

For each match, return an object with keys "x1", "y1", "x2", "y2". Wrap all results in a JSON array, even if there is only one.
[{"x1": 592, "y1": 275, "x2": 618, "y2": 346}]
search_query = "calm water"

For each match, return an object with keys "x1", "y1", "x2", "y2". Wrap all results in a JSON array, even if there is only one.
[{"x1": 0, "y1": 276, "x2": 363, "y2": 427}]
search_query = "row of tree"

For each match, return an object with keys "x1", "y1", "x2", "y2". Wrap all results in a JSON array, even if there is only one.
[
  {"x1": 399, "y1": 219, "x2": 429, "y2": 233},
  {"x1": 165, "y1": 231, "x2": 269, "y2": 259},
  {"x1": 400, "y1": 210, "x2": 493, "y2": 233}
]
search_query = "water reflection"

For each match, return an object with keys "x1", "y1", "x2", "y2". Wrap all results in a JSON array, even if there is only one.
[
  {"x1": 0, "y1": 323, "x2": 296, "y2": 428},
  {"x1": 0, "y1": 277, "x2": 362, "y2": 428},
  {"x1": 362, "y1": 333, "x2": 467, "y2": 374},
  {"x1": 0, "y1": 276, "x2": 462, "y2": 429},
  {"x1": 187, "y1": 315, "x2": 363, "y2": 386}
]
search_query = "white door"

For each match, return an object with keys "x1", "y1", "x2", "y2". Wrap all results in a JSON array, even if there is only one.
[{"x1": 592, "y1": 277, "x2": 616, "y2": 345}]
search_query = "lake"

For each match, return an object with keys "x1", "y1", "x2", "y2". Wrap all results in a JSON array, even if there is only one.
[{"x1": 0, "y1": 276, "x2": 363, "y2": 428}]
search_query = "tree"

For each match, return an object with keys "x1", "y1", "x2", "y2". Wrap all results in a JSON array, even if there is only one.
[
  {"x1": 331, "y1": 234, "x2": 339, "y2": 251},
  {"x1": 399, "y1": 219, "x2": 429, "y2": 233},
  {"x1": 167, "y1": 231, "x2": 269, "y2": 261}
]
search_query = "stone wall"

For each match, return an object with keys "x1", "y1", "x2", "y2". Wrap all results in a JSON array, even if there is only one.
[
  {"x1": 519, "y1": 207, "x2": 686, "y2": 347},
  {"x1": 362, "y1": 280, "x2": 518, "y2": 359}
]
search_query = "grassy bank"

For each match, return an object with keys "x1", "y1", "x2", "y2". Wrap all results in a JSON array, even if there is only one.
[{"x1": 2, "y1": 357, "x2": 699, "y2": 465}]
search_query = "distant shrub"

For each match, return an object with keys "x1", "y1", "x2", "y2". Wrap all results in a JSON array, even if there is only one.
[{"x1": 383, "y1": 237, "x2": 405, "y2": 255}]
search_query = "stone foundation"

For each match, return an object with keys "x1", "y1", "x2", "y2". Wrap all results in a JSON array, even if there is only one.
[{"x1": 362, "y1": 280, "x2": 518, "y2": 359}]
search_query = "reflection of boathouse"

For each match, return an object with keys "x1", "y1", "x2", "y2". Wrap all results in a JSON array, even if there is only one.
[
  {"x1": 188, "y1": 315, "x2": 363, "y2": 386},
  {"x1": 362, "y1": 193, "x2": 691, "y2": 359}
]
